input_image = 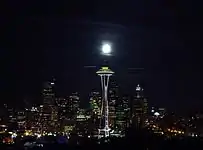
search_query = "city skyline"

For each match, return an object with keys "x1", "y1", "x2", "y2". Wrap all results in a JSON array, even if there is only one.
[
  {"x1": 0, "y1": 78, "x2": 201, "y2": 140},
  {"x1": 1, "y1": 2, "x2": 203, "y2": 114},
  {"x1": 1, "y1": 62, "x2": 201, "y2": 114},
  {"x1": 1, "y1": 0, "x2": 203, "y2": 147},
  {"x1": 1, "y1": 63, "x2": 201, "y2": 115},
  {"x1": 0, "y1": 62, "x2": 202, "y2": 141},
  {"x1": 0, "y1": 76, "x2": 149, "y2": 138}
]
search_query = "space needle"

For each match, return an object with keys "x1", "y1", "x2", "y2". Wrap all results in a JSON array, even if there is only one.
[{"x1": 96, "y1": 42, "x2": 114, "y2": 138}]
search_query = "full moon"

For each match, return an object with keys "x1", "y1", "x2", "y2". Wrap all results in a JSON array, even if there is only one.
[{"x1": 102, "y1": 43, "x2": 112, "y2": 55}]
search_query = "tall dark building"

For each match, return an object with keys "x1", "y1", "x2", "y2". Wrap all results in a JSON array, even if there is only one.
[
  {"x1": 42, "y1": 80, "x2": 55, "y2": 105},
  {"x1": 16, "y1": 109, "x2": 26, "y2": 131},
  {"x1": 122, "y1": 95, "x2": 131, "y2": 127},
  {"x1": 89, "y1": 91, "x2": 101, "y2": 118},
  {"x1": 68, "y1": 92, "x2": 80, "y2": 119},
  {"x1": 108, "y1": 80, "x2": 118, "y2": 128},
  {"x1": 89, "y1": 91, "x2": 102, "y2": 135},
  {"x1": 56, "y1": 97, "x2": 69, "y2": 131},
  {"x1": 132, "y1": 84, "x2": 148, "y2": 128},
  {"x1": 25, "y1": 106, "x2": 39, "y2": 132},
  {"x1": 40, "y1": 79, "x2": 57, "y2": 132},
  {"x1": 0, "y1": 104, "x2": 9, "y2": 126},
  {"x1": 115, "y1": 95, "x2": 130, "y2": 133},
  {"x1": 5, "y1": 106, "x2": 18, "y2": 131}
]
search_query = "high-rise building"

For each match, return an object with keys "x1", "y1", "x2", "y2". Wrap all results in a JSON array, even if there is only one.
[
  {"x1": 89, "y1": 91, "x2": 101, "y2": 118},
  {"x1": 56, "y1": 97, "x2": 70, "y2": 132},
  {"x1": 6, "y1": 107, "x2": 18, "y2": 131},
  {"x1": 42, "y1": 80, "x2": 55, "y2": 105},
  {"x1": 16, "y1": 110, "x2": 26, "y2": 131},
  {"x1": 108, "y1": 81, "x2": 118, "y2": 128},
  {"x1": 56, "y1": 97, "x2": 68, "y2": 127},
  {"x1": 68, "y1": 92, "x2": 80, "y2": 119},
  {"x1": 132, "y1": 84, "x2": 148, "y2": 128},
  {"x1": 40, "y1": 79, "x2": 57, "y2": 133},
  {"x1": 115, "y1": 95, "x2": 130, "y2": 133},
  {"x1": 89, "y1": 91, "x2": 102, "y2": 135},
  {"x1": 0, "y1": 104, "x2": 8, "y2": 129},
  {"x1": 25, "y1": 106, "x2": 39, "y2": 132},
  {"x1": 122, "y1": 95, "x2": 131, "y2": 128},
  {"x1": 75, "y1": 109, "x2": 90, "y2": 136},
  {"x1": 115, "y1": 102, "x2": 125, "y2": 131}
]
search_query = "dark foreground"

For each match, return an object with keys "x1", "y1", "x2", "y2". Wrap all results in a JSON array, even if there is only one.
[{"x1": 1, "y1": 136, "x2": 203, "y2": 150}]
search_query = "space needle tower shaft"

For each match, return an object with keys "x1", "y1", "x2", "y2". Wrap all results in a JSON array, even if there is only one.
[{"x1": 97, "y1": 66, "x2": 114, "y2": 138}]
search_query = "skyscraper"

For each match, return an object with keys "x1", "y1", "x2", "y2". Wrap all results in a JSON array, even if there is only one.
[
  {"x1": 16, "y1": 110, "x2": 26, "y2": 131},
  {"x1": 108, "y1": 80, "x2": 118, "y2": 128},
  {"x1": 115, "y1": 95, "x2": 130, "y2": 133},
  {"x1": 89, "y1": 91, "x2": 102, "y2": 136},
  {"x1": 68, "y1": 92, "x2": 80, "y2": 119},
  {"x1": 40, "y1": 79, "x2": 57, "y2": 132},
  {"x1": 56, "y1": 97, "x2": 68, "y2": 131},
  {"x1": 89, "y1": 91, "x2": 101, "y2": 117},
  {"x1": 42, "y1": 80, "x2": 55, "y2": 105},
  {"x1": 25, "y1": 106, "x2": 39, "y2": 132},
  {"x1": 132, "y1": 84, "x2": 148, "y2": 128}
]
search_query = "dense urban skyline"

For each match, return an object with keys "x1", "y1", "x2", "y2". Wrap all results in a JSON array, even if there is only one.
[
  {"x1": 1, "y1": 1, "x2": 203, "y2": 114},
  {"x1": 0, "y1": 79, "x2": 201, "y2": 141},
  {"x1": 1, "y1": 1, "x2": 203, "y2": 147}
]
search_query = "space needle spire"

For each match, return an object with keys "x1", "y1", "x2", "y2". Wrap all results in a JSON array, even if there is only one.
[{"x1": 96, "y1": 65, "x2": 114, "y2": 138}]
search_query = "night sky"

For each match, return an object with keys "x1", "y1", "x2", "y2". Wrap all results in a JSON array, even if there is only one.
[{"x1": 1, "y1": 1, "x2": 202, "y2": 113}]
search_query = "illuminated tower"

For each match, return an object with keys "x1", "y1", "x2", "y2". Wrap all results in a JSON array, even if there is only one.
[
  {"x1": 132, "y1": 84, "x2": 148, "y2": 128},
  {"x1": 96, "y1": 66, "x2": 114, "y2": 138},
  {"x1": 68, "y1": 92, "x2": 80, "y2": 119},
  {"x1": 40, "y1": 78, "x2": 56, "y2": 132},
  {"x1": 108, "y1": 81, "x2": 118, "y2": 128}
]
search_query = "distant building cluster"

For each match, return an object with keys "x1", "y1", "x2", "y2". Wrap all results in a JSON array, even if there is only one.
[
  {"x1": 1, "y1": 79, "x2": 202, "y2": 140},
  {"x1": 0, "y1": 79, "x2": 149, "y2": 138}
]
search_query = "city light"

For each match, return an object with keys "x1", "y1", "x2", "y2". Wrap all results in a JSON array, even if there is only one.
[
  {"x1": 154, "y1": 112, "x2": 160, "y2": 116},
  {"x1": 0, "y1": 77, "x2": 201, "y2": 142}
]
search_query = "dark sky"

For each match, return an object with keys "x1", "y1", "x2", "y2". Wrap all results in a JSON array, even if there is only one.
[{"x1": 1, "y1": 1, "x2": 203, "y2": 113}]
